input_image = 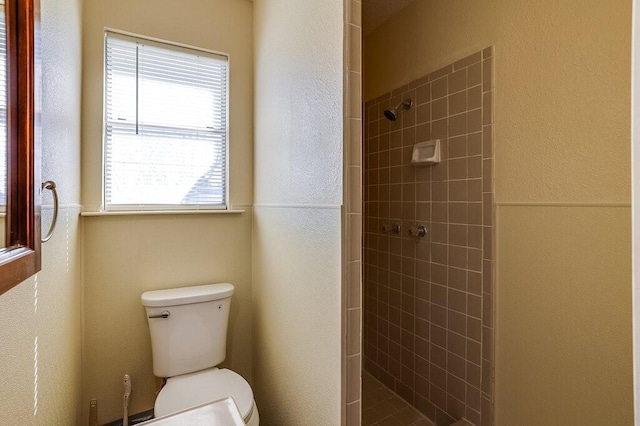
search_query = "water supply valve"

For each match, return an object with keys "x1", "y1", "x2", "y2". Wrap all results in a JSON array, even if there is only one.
[
  {"x1": 382, "y1": 223, "x2": 401, "y2": 235},
  {"x1": 408, "y1": 225, "x2": 428, "y2": 238}
]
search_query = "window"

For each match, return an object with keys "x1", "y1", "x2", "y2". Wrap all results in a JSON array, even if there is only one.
[
  {"x1": 0, "y1": 0, "x2": 43, "y2": 293},
  {"x1": 0, "y1": 1, "x2": 7, "y2": 207},
  {"x1": 104, "y1": 32, "x2": 228, "y2": 211}
]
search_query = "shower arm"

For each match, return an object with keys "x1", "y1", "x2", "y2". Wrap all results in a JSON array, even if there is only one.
[{"x1": 398, "y1": 99, "x2": 412, "y2": 110}]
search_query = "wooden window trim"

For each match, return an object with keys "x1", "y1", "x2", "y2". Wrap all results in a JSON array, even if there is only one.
[{"x1": 0, "y1": 0, "x2": 41, "y2": 295}]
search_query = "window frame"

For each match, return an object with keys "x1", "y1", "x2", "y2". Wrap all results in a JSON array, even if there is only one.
[
  {"x1": 101, "y1": 29, "x2": 230, "y2": 212},
  {"x1": 0, "y1": 0, "x2": 6, "y2": 211},
  {"x1": 0, "y1": 0, "x2": 41, "y2": 296}
]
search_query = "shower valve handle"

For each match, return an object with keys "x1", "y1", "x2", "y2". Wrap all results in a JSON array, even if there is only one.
[
  {"x1": 382, "y1": 223, "x2": 401, "y2": 234},
  {"x1": 409, "y1": 225, "x2": 428, "y2": 238}
]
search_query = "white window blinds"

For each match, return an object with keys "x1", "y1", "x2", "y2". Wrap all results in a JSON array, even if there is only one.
[
  {"x1": 0, "y1": 2, "x2": 7, "y2": 207},
  {"x1": 104, "y1": 32, "x2": 228, "y2": 210}
]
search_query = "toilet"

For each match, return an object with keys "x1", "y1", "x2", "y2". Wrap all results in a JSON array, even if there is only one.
[{"x1": 141, "y1": 283, "x2": 259, "y2": 425}]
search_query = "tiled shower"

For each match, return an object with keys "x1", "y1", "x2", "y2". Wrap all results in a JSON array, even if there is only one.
[{"x1": 363, "y1": 48, "x2": 495, "y2": 426}]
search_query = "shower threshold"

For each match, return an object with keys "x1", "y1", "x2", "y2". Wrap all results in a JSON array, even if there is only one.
[{"x1": 362, "y1": 371, "x2": 434, "y2": 426}]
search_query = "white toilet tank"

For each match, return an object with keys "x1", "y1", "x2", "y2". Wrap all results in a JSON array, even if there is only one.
[{"x1": 141, "y1": 283, "x2": 234, "y2": 378}]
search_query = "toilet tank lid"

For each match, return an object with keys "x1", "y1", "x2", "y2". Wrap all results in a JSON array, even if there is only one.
[{"x1": 141, "y1": 283, "x2": 234, "y2": 307}]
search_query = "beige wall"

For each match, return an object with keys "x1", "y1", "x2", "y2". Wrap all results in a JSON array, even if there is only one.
[
  {"x1": 365, "y1": 0, "x2": 630, "y2": 205},
  {"x1": 0, "y1": 209, "x2": 82, "y2": 424},
  {"x1": 82, "y1": 0, "x2": 253, "y2": 209},
  {"x1": 364, "y1": 0, "x2": 633, "y2": 424},
  {"x1": 253, "y1": 3, "x2": 343, "y2": 207},
  {"x1": 0, "y1": 0, "x2": 84, "y2": 422},
  {"x1": 80, "y1": 0, "x2": 254, "y2": 424},
  {"x1": 498, "y1": 206, "x2": 630, "y2": 424},
  {"x1": 633, "y1": 1, "x2": 640, "y2": 422},
  {"x1": 82, "y1": 212, "x2": 253, "y2": 424},
  {"x1": 252, "y1": 0, "x2": 343, "y2": 424}
]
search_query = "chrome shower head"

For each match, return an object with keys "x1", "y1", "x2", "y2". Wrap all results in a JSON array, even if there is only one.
[
  {"x1": 384, "y1": 109, "x2": 398, "y2": 121},
  {"x1": 383, "y1": 99, "x2": 413, "y2": 121}
]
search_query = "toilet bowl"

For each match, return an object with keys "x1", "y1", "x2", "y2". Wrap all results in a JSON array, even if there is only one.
[
  {"x1": 155, "y1": 368, "x2": 258, "y2": 425},
  {"x1": 141, "y1": 283, "x2": 259, "y2": 425},
  {"x1": 139, "y1": 397, "x2": 245, "y2": 426}
]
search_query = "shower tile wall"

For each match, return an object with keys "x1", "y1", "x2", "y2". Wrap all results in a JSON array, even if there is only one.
[
  {"x1": 344, "y1": 1, "x2": 363, "y2": 425},
  {"x1": 363, "y1": 48, "x2": 495, "y2": 426}
]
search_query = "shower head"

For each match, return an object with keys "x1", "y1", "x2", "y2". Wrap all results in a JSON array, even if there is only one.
[{"x1": 384, "y1": 99, "x2": 413, "y2": 121}]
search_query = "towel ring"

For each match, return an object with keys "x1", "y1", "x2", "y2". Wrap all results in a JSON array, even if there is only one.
[{"x1": 41, "y1": 180, "x2": 58, "y2": 243}]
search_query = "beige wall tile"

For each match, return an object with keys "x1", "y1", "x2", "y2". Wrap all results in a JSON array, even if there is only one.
[
  {"x1": 348, "y1": 0, "x2": 361, "y2": 26},
  {"x1": 449, "y1": 90, "x2": 467, "y2": 115},
  {"x1": 449, "y1": 135, "x2": 467, "y2": 158},
  {"x1": 454, "y1": 51, "x2": 482, "y2": 70},
  {"x1": 416, "y1": 83, "x2": 431, "y2": 105},
  {"x1": 432, "y1": 98, "x2": 448, "y2": 120},
  {"x1": 449, "y1": 113, "x2": 467, "y2": 137},
  {"x1": 449, "y1": 158, "x2": 468, "y2": 180},
  {"x1": 482, "y1": 92, "x2": 493, "y2": 125},
  {"x1": 349, "y1": 25, "x2": 361, "y2": 73},
  {"x1": 468, "y1": 132, "x2": 482, "y2": 157},
  {"x1": 449, "y1": 224, "x2": 468, "y2": 246},
  {"x1": 348, "y1": 261, "x2": 362, "y2": 309},
  {"x1": 448, "y1": 69, "x2": 467, "y2": 94},
  {"x1": 430, "y1": 64, "x2": 453, "y2": 80},
  {"x1": 482, "y1": 58, "x2": 493, "y2": 93},
  {"x1": 431, "y1": 76, "x2": 448, "y2": 99},
  {"x1": 363, "y1": 49, "x2": 495, "y2": 424},
  {"x1": 467, "y1": 62, "x2": 481, "y2": 87}
]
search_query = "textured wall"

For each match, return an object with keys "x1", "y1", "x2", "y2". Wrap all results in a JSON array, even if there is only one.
[
  {"x1": 253, "y1": 0, "x2": 342, "y2": 207},
  {"x1": 0, "y1": 0, "x2": 83, "y2": 422},
  {"x1": 364, "y1": 0, "x2": 630, "y2": 205},
  {"x1": 83, "y1": 212, "x2": 253, "y2": 424},
  {"x1": 0, "y1": 209, "x2": 82, "y2": 424},
  {"x1": 498, "y1": 206, "x2": 631, "y2": 425},
  {"x1": 252, "y1": 0, "x2": 343, "y2": 424},
  {"x1": 80, "y1": 0, "x2": 254, "y2": 423},
  {"x1": 252, "y1": 207, "x2": 342, "y2": 425},
  {"x1": 82, "y1": 0, "x2": 254, "y2": 210},
  {"x1": 364, "y1": 0, "x2": 632, "y2": 425},
  {"x1": 633, "y1": 3, "x2": 640, "y2": 423}
]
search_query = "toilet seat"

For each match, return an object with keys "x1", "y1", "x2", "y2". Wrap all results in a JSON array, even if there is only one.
[{"x1": 155, "y1": 368, "x2": 255, "y2": 423}]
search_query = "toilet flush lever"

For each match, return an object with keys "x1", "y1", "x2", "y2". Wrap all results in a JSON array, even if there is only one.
[{"x1": 148, "y1": 310, "x2": 170, "y2": 319}]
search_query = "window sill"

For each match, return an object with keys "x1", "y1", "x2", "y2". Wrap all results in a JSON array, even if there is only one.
[{"x1": 80, "y1": 209, "x2": 245, "y2": 217}]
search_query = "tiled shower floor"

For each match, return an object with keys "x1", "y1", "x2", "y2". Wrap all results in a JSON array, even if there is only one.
[{"x1": 362, "y1": 371, "x2": 435, "y2": 426}]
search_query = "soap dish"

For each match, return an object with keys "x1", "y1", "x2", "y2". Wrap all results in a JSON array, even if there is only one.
[{"x1": 411, "y1": 139, "x2": 441, "y2": 165}]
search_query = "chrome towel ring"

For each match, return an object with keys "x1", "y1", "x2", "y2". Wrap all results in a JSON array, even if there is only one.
[{"x1": 41, "y1": 180, "x2": 58, "y2": 243}]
